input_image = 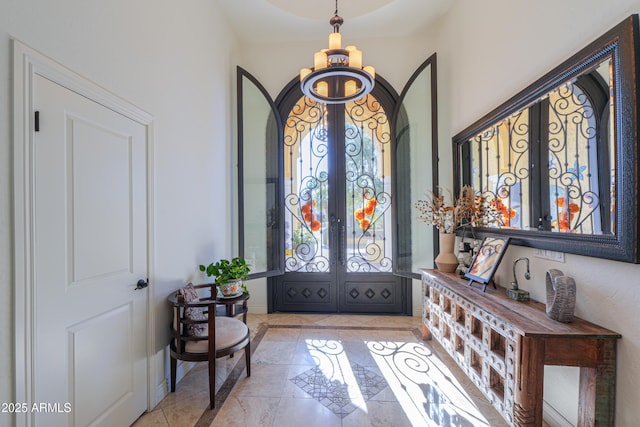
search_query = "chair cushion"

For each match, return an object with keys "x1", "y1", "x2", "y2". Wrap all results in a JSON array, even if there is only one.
[
  {"x1": 184, "y1": 317, "x2": 249, "y2": 353},
  {"x1": 178, "y1": 283, "x2": 207, "y2": 336}
]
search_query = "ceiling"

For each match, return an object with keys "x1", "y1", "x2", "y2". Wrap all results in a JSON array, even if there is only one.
[{"x1": 214, "y1": 0, "x2": 455, "y2": 44}]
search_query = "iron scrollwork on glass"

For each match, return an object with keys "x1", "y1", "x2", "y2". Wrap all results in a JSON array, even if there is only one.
[
  {"x1": 284, "y1": 97, "x2": 330, "y2": 272},
  {"x1": 283, "y1": 94, "x2": 394, "y2": 273},
  {"x1": 466, "y1": 109, "x2": 531, "y2": 230},
  {"x1": 344, "y1": 96, "x2": 393, "y2": 272},
  {"x1": 546, "y1": 76, "x2": 612, "y2": 234}
]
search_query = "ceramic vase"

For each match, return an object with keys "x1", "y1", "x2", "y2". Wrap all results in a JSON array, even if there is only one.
[{"x1": 435, "y1": 232, "x2": 458, "y2": 273}]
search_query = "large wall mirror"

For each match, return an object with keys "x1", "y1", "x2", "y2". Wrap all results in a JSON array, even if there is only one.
[{"x1": 454, "y1": 15, "x2": 639, "y2": 263}]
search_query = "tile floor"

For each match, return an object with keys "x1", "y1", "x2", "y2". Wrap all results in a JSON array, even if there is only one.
[{"x1": 132, "y1": 313, "x2": 512, "y2": 427}]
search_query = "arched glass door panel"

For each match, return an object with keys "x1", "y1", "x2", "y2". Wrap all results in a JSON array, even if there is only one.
[
  {"x1": 283, "y1": 96, "x2": 394, "y2": 274},
  {"x1": 283, "y1": 98, "x2": 330, "y2": 272},
  {"x1": 344, "y1": 97, "x2": 393, "y2": 272},
  {"x1": 547, "y1": 81, "x2": 609, "y2": 234},
  {"x1": 237, "y1": 67, "x2": 281, "y2": 277},
  {"x1": 394, "y1": 55, "x2": 438, "y2": 277}
]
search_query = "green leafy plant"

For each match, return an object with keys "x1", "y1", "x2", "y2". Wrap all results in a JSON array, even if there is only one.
[
  {"x1": 292, "y1": 227, "x2": 315, "y2": 245},
  {"x1": 199, "y1": 257, "x2": 250, "y2": 294}
]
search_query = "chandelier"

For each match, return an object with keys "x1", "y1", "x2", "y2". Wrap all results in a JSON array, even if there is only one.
[{"x1": 299, "y1": 0, "x2": 375, "y2": 104}]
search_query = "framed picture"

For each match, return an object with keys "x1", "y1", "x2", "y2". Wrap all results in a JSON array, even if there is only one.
[{"x1": 465, "y1": 236, "x2": 510, "y2": 291}]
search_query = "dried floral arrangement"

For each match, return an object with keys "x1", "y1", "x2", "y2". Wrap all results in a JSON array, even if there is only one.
[{"x1": 414, "y1": 186, "x2": 501, "y2": 233}]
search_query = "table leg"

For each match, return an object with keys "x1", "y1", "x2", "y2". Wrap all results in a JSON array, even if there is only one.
[
  {"x1": 577, "y1": 339, "x2": 617, "y2": 426},
  {"x1": 513, "y1": 336, "x2": 545, "y2": 426}
]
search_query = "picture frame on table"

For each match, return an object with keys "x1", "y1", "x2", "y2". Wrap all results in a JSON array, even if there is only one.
[{"x1": 465, "y1": 236, "x2": 510, "y2": 291}]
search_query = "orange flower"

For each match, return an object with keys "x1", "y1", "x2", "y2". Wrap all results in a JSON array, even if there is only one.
[
  {"x1": 558, "y1": 218, "x2": 571, "y2": 231},
  {"x1": 301, "y1": 204, "x2": 311, "y2": 215},
  {"x1": 552, "y1": 219, "x2": 571, "y2": 231},
  {"x1": 310, "y1": 220, "x2": 321, "y2": 232},
  {"x1": 359, "y1": 218, "x2": 370, "y2": 230},
  {"x1": 367, "y1": 198, "x2": 378, "y2": 209},
  {"x1": 304, "y1": 213, "x2": 313, "y2": 223},
  {"x1": 568, "y1": 203, "x2": 580, "y2": 213},
  {"x1": 354, "y1": 209, "x2": 365, "y2": 220},
  {"x1": 555, "y1": 197, "x2": 566, "y2": 207},
  {"x1": 553, "y1": 211, "x2": 572, "y2": 231},
  {"x1": 364, "y1": 205, "x2": 375, "y2": 216}
]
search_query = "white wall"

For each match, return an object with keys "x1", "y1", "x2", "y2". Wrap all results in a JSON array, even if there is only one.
[
  {"x1": 0, "y1": 0, "x2": 238, "y2": 422},
  {"x1": 435, "y1": 1, "x2": 640, "y2": 425}
]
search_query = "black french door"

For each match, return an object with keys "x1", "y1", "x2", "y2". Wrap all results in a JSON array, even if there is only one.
[
  {"x1": 237, "y1": 55, "x2": 439, "y2": 315},
  {"x1": 272, "y1": 93, "x2": 404, "y2": 313}
]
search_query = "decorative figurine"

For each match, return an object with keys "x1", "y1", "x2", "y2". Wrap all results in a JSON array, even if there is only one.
[{"x1": 546, "y1": 269, "x2": 576, "y2": 322}]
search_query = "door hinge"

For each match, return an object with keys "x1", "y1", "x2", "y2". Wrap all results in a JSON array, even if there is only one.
[{"x1": 34, "y1": 111, "x2": 40, "y2": 132}]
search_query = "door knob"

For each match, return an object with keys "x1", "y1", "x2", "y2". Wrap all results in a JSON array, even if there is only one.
[{"x1": 135, "y1": 279, "x2": 149, "y2": 290}]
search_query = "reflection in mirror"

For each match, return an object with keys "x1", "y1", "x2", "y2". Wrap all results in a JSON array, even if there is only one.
[
  {"x1": 463, "y1": 57, "x2": 613, "y2": 235},
  {"x1": 454, "y1": 16, "x2": 639, "y2": 263}
]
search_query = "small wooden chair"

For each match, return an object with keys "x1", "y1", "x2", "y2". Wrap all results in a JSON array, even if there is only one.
[{"x1": 168, "y1": 283, "x2": 250, "y2": 409}]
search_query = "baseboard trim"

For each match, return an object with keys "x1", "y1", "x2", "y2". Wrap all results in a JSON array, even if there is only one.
[
  {"x1": 248, "y1": 304, "x2": 268, "y2": 314},
  {"x1": 543, "y1": 400, "x2": 573, "y2": 427},
  {"x1": 155, "y1": 379, "x2": 168, "y2": 406}
]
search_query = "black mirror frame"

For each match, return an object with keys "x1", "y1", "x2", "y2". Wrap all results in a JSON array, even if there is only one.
[{"x1": 453, "y1": 15, "x2": 640, "y2": 263}]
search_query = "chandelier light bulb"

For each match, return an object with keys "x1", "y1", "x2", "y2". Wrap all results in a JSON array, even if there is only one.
[{"x1": 329, "y1": 32, "x2": 342, "y2": 50}]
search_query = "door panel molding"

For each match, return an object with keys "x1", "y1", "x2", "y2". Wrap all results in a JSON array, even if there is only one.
[
  {"x1": 68, "y1": 114, "x2": 134, "y2": 284},
  {"x1": 68, "y1": 303, "x2": 134, "y2": 427},
  {"x1": 12, "y1": 40, "x2": 156, "y2": 427}
]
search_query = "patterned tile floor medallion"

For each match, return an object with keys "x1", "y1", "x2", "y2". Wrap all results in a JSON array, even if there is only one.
[{"x1": 290, "y1": 362, "x2": 388, "y2": 418}]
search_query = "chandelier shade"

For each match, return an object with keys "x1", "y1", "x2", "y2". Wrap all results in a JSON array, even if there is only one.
[{"x1": 300, "y1": 1, "x2": 375, "y2": 104}]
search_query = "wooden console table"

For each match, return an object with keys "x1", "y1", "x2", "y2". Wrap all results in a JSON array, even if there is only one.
[{"x1": 421, "y1": 269, "x2": 621, "y2": 426}]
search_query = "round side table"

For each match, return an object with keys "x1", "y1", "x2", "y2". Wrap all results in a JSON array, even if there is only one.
[{"x1": 215, "y1": 292, "x2": 249, "y2": 323}]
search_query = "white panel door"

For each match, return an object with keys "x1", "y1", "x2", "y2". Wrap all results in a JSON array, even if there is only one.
[{"x1": 32, "y1": 73, "x2": 148, "y2": 427}]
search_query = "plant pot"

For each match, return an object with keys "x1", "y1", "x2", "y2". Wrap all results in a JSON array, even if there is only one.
[
  {"x1": 435, "y1": 232, "x2": 458, "y2": 273},
  {"x1": 218, "y1": 279, "x2": 243, "y2": 297}
]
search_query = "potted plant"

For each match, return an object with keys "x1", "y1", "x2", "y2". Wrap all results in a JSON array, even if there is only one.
[{"x1": 199, "y1": 257, "x2": 250, "y2": 297}]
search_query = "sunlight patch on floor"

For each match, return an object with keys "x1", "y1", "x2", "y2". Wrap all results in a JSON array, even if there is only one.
[
  {"x1": 368, "y1": 340, "x2": 492, "y2": 427},
  {"x1": 307, "y1": 339, "x2": 368, "y2": 412}
]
